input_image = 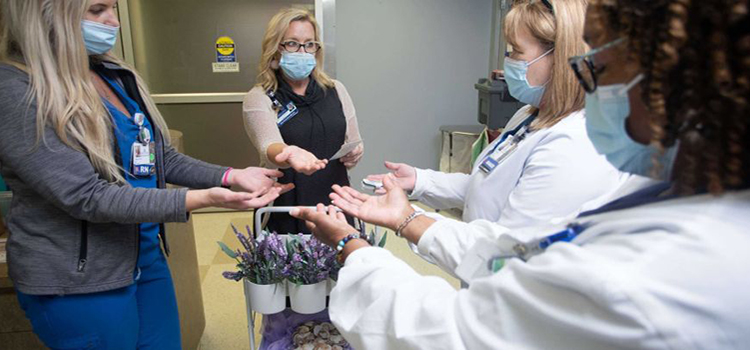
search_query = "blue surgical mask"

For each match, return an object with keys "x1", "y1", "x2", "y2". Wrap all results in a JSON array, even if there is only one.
[
  {"x1": 279, "y1": 52, "x2": 317, "y2": 81},
  {"x1": 585, "y1": 74, "x2": 678, "y2": 179},
  {"x1": 503, "y1": 48, "x2": 553, "y2": 107},
  {"x1": 81, "y1": 20, "x2": 119, "y2": 55}
]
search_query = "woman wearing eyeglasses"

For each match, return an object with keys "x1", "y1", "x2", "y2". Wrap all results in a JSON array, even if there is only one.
[
  {"x1": 243, "y1": 8, "x2": 363, "y2": 234},
  {"x1": 365, "y1": 0, "x2": 632, "y2": 232}
]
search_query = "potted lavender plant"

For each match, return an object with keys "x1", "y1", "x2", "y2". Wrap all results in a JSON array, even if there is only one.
[
  {"x1": 285, "y1": 234, "x2": 337, "y2": 314},
  {"x1": 219, "y1": 225, "x2": 288, "y2": 315}
]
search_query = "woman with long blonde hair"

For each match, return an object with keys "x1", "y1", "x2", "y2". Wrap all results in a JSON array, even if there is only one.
[
  {"x1": 367, "y1": 0, "x2": 630, "y2": 230},
  {"x1": 0, "y1": 0, "x2": 291, "y2": 348},
  {"x1": 243, "y1": 8, "x2": 363, "y2": 233}
]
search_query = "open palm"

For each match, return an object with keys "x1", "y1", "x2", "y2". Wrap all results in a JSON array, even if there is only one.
[
  {"x1": 276, "y1": 145, "x2": 328, "y2": 176},
  {"x1": 330, "y1": 175, "x2": 413, "y2": 230},
  {"x1": 366, "y1": 161, "x2": 416, "y2": 194}
]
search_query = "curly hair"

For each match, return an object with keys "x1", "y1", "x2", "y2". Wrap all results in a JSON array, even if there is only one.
[{"x1": 593, "y1": 0, "x2": 750, "y2": 195}]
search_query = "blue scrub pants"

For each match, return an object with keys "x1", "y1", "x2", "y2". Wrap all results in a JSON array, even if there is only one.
[{"x1": 16, "y1": 255, "x2": 181, "y2": 350}]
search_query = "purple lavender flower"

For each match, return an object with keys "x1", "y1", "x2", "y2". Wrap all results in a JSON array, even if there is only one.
[
  {"x1": 223, "y1": 228, "x2": 341, "y2": 285},
  {"x1": 232, "y1": 224, "x2": 253, "y2": 252},
  {"x1": 221, "y1": 229, "x2": 290, "y2": 284},
  {"x1": 286, "y1": 233, "x2": 339, "y2": 285},
  {"x1": 222, "y1": 271, "x2": 243, "y2": 281}
]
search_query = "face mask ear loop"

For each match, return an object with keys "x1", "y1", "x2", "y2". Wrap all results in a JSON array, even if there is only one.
[
  {"x1": 527, "y1": 48, "x2": 555, "y2": 87},
  {"x1": 527, "y1": 48, "x2": 555, "y2": 66},
  {"x1": 617, "y1": 73, "x2": 645, "y2": 95}
]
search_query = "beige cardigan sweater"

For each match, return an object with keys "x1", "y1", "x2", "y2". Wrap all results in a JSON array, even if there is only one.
[{"x1": 242, "y1": 80, "x2": 362, "y2": 168}]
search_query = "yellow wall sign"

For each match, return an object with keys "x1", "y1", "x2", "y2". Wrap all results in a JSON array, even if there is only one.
[
  {"x1": 214, "y1": 36, "x2": 239, "y2": 73},
  {"x1": 215, "y1": 36, "x2": 236, "y2": 60}
]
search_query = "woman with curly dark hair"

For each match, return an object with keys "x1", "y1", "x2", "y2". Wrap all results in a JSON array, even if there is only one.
[
  {"x1": 288, "y1": 0, "x2": 750, "y2": 348},
  {"x1": 585, "y1": 0, "x2": 750, "y2": 195}
]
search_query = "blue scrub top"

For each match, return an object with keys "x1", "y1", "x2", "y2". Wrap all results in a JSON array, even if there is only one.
[{"x1": 99, "y1": 73, "x2": 161, "y2": 268}]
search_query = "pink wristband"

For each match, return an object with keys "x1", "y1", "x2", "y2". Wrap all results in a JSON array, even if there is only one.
[{"x1": 222, "y1": 168, "x2": 233, "y2": 187}]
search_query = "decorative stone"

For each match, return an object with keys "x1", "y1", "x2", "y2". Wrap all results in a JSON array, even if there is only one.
[{"x1": 292, "y1": 320, "x2": 351, "y2": 350}]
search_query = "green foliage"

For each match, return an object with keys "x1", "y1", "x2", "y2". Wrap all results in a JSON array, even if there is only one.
[{"x1": 217, "y1": 240, "x2": 237, "y2": 259}]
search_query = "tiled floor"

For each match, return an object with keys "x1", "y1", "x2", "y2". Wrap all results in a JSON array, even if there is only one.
[{"x1": 193, "y1": 205, "x2": 460, "y2": 350}]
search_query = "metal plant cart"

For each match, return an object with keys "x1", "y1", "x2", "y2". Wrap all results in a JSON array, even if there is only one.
[{"x1": 244, "y1": 206, "x2": 368, "y2": 350}]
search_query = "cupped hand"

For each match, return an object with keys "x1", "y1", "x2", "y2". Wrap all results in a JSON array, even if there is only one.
[
  {"x1": 208, "y1": 187, "x2": 281, "y2": 210},
  {"x1": 329, "y1": 174, "x2": 414, "y2": 230},
  {"x1": 228, "y1": 167, "x2": 293, "y2": 194},
  {"x1": 275, "y1": 145, "x2": 328, "y2": 176},
  {"x1": 365, "y1": 161, "x2": 416, "y2": 195},
  {"x1": 290, "y1": 204, "x2": 357, "y2": 247},
  {"x1": 340, "y1": 143, "x2": 364, "y2": 169}
]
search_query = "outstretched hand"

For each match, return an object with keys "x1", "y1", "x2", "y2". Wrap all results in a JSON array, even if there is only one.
[
  {"x1": 330, "y1": 174, "x2": 414, "y2": 230},
  {"x1": 340, "y1": 143, "x2": 364, "y2": 169},
  {"x1": 290, "y1": 204, "x2": 358, "y2": 247},
  {"x1": 187, "y1": 187, "x2": 282, "y2": 212},
  {"x1": 275, "y1": 145, "x2": 328, "y2": 176},
  {"x1": 365, "y1": 161, "x2": 416, "y2": 195},
  {"x1": 228, "y1": 167, "x2": 294, "y2": 195}
]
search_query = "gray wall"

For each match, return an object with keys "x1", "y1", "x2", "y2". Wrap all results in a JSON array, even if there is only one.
[{"x1": 336, "y1": 0, "x2": 493, "y2": 185}]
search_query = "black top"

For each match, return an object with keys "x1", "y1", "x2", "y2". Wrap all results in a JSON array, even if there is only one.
[{"x1": 266, "y1": 74, "x2": 350, "y2": 234}]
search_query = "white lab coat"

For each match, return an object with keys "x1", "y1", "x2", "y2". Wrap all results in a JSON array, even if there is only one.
[
  {"x1": 329, "y1": 190, "x2": 750, "y2": 350},
  {"x1": 412, "y1": 106, "x2": 631, "y2": 228}
]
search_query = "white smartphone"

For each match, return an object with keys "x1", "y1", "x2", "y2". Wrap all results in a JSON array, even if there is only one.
[{"x1": 361, "y1": 179, "x2": 384, "y2": 191}]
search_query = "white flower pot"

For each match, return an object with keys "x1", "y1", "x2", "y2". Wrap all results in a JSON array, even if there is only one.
[
  {"x1": 243, "y1": 279, "x2": 286, "y2": 315},
  {"x1": 289, "y1": 280, "x2": 327, "y2": 314}
]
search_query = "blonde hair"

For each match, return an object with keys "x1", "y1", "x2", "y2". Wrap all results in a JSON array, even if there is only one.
[
  {"x1": 504, "y1": 0, "x2": 589, "y2": 129},
  {"x1": 0, "y1": 0, "x2": 170, "y2": 183},
  {"x1": 256, "y1": 8, "x2": 334, "y2": 93}
]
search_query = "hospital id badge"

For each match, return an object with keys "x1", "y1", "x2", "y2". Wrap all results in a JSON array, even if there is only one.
[
  {"x1": 277, "y1": 101, "x2": 299, "y2": 126},
  {"x1": 131, "y1": 142, "x2": 155, "y2": 177},
  {"x1": 479, "y1": 142, "x2": 519, "y2": 174}
]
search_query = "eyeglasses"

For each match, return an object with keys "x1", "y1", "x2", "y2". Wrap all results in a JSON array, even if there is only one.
[
  {"x1": 540, "y1": 0, "x2": 554, "y2": 15},
  {"x1": 568, "y1": 37, "x2": 626, "y2": 93},
  {"x1": 279, "y1": 40, "x2": 321, "y2": 54}
]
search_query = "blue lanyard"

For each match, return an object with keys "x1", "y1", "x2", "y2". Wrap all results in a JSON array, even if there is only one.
[
  {"x1": 99, "y1": 73, "x2": 143, "y2": 117},
  {"x1": 578, "y1": 181, "x2": 673, "y2": 217},
  {"x1": 538, "y1": 223, "x2": 587, "y2": 249},
  {"x1": 99, "y1": 73, "x2": 152, "y2": 145},
  {"x1": 542, "y1": 183, "x2": 672, "y2": 249},
  {"x1": 478, "y1": 112, "x2": 537, "y2": 174},
  {"x1": 508, "y1": 182, "x2": 674, "y2": 262},
  {"x1": 487, "y1": 222, "x2": 589, "y2": 273},
  {"x1": 484, "y1": 112, "x2": 537, "y2": 156}
]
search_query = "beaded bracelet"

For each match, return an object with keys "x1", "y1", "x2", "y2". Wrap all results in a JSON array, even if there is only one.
[{"x1": 336, "y1": 233, "x2": 364, "y2": 263}]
